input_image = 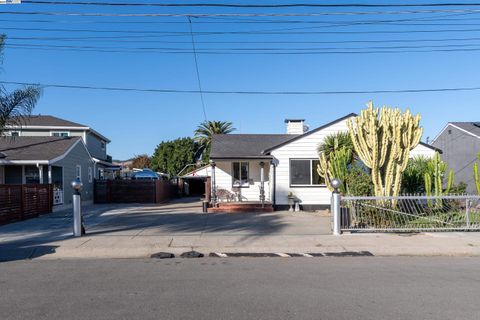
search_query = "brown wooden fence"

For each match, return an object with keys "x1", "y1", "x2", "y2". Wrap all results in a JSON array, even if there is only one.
[
  {"x1": 0, "y1": 184, "x2": 53, "y2": 225},
  {"x1": 94, "y1": 180, "x2": 177, "y2": 204}
]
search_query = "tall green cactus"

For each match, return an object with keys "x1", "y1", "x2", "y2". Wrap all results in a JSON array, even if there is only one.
[
  {"x1": 317, "y1": 147, "x2": 351, "y2": 194},
  {"x1": 473, "y1": 153, "x2": 480, "y2": 195},
  {"x1": 424, "y1": 152, "x2": 454, "y2": 208},
  {"x1": 347, "y1": 101, "x2": 423, "y2": 198}
]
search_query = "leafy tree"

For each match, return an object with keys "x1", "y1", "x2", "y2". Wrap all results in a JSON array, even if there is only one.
[
  {"x1": 194, "y1": 120, "x2": 235, "y2": 161},
  {"x1": 151, "y1": 137, "x2": 198, "y2": 176},
  {"x1": 0, "y1": 35, "x2": 41, "y2": 136},
  {"x1": 131, "y1": 154, "x2": 151, "y2": 169}
]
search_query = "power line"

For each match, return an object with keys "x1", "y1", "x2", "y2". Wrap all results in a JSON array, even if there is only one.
[
  {"x1": 3, "y1": 80, "x2": 480, "y2": 95},
  {"x1": 7, "y1": 42, "x2": 480, "y2": 52},
  {"x1": 4, "y1": 9, "x2": 480, "y2": 17},
  {"x1": 17, "y1": 1, "x2": 480, "y2": 8},
  {"x1": 9, "y1": 44, "x2": 480, "y2": 54},
  {"x1": 9, "y1": 35, "x2": 480, "y2": 44},
  {"x1": 7, "y1": 26, "x2": 480, "y2": 36},
  {"x1": 4, "y1": 14, "x2": 480, "y2": 25},
  {"x1": 188, "y1": 16, "x2": 207, "y2": 121}
]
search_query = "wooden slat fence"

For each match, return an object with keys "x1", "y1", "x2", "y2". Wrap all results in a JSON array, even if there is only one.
[
  {"x1": 94, "y1": 180, "x2": 176, "y2": 204},
  {"x1": 0, "y1": 184, "x2": 53, "y2": 225}
]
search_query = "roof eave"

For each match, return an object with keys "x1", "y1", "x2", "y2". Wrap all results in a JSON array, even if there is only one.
[
  {"x1": 263, "y1": 112, "x2": 358, "y2": 154},
  {"x1": 210, "y1": 156, "x2": 273, "y2": 160}
]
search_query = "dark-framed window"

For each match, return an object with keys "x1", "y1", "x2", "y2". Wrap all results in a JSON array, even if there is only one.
[
  {"x1": 52, "y1": 131, "x2": 70, "y2": 137},
  {"x1": 232, "y1": 161, "x2": 249, "y2": 187},
  {"x1": 290, "y1": 159, "x2": 325, "y2": 187}
]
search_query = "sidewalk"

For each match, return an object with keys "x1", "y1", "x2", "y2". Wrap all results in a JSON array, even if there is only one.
[
  {"x1": 34, "y1": 231, "x2": 480, "y2": 259},
  {"x1": 2, "y1": 199, "x2": 480, "y2": 260}
]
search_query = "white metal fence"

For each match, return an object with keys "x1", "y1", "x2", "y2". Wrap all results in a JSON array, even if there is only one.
[{"x1": 339, "y1": 195, "x2": 480, "y2": 232}]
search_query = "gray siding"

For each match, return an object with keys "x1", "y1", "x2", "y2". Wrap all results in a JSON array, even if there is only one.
[
  {"x1": 432, "y1": 125, "x2": 480, "y2": 194},
  {"x1": 53, "y1": 141, "x2": 94, "y2": 204},
  {"x1": 86, "y1": 132, "x2": 107, "y2": 160}
]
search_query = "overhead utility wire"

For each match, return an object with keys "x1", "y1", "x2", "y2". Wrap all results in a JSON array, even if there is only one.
[
  {"x1": 4, "y1": 9, "x2": 480, "y2": 17},
  {"x1": 7, "y1": 42, "x2": 480, "y2": 51},
  {"x1": 8, "y1": 45, "x2": 480, "y2": 54},
  {"x1": 188, "y1": 16, "x2": 207, "y2": 121},
  {"x1": 7, "y1": 26, "x2": 480, "y2": 36},
  {"x1": 2, "y1": 80, "x2": 480, "y2": 95},
  {"x1": 18, "y1": 1, "x2": 480, "y2": 8},
  {"x1": 9, "y1": 36, "x2": 480, "y2": 44}
]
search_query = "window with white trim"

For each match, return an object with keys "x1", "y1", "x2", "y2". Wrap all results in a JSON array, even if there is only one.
[
  {"x1": 101, "y1": 141, "x2": 106, "y2": 150},
  {"x1": 290, "y1": 159, "x2": 325, "y2": 187},
  {"x1": 88, "y1": 167, "x2": 93, "y2": 183},
  {"x1": 75, "y1": 165, "x2": 82, "y2": 181},
  {"x1": 52, "y1": 131, "x2": 70, "y2": 137},
  {"x1": 232, "y1": 162, "x2": 249, "y2": 187}
]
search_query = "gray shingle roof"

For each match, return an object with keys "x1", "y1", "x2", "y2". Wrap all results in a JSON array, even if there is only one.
[
  {"x1": 210, "y1": 134, "x2": 297, "y2": 159},
  {"x1": 0, "y1": 136, "x2": 81, "y2": 161},
  {"x1": 450, "y1": 122, "x2": 480, "y2": 137},
  {"x1": 18, "y1": 115, "x2": 87, "y2": 128}
]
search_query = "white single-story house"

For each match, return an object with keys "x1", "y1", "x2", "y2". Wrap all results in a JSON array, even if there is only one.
[{"x1": 208, "y1": 113, "x2": 440, "y2": 210}]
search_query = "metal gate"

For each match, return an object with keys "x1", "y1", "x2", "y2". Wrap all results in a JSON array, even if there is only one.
[{"x1": 340, "y1": 195, "x2": 480, "y2": 232}]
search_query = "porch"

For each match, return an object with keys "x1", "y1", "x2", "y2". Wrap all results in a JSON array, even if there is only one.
[
  {"x1": 208, "y1": 159, "x2": 273, "y2": 212},
  {"x1": 0, "y1": 164, "x2": 64, "y2": 205}
]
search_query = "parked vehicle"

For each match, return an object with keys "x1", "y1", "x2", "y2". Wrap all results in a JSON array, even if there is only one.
[{"x1": 131, "y1": 169, "x2": 159, "y2": 180}]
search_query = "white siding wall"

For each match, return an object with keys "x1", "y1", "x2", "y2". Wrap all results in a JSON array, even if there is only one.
[
  {"x1": 271, "y1": 117, "x2": 436, "y2": 206},
  {"x1": 271, "y1": 120, "x2": 349, "y2": 206},
  {"x1": 214, "y1": 160, "x2": 270, "y2": 202},
  {"x1": 410, "y1": 143, "x2": 437, "y2": 158}
]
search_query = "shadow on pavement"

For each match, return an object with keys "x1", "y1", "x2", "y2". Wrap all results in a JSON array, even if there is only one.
[
  {"x1": 0, "y1": 197, "x2": 292, "y2": 260},
  {"x1": 0, "y1": 245, "x2": 59, "y2": 262}
]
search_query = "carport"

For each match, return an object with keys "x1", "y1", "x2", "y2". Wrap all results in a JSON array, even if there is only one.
[{"x1": 180, "y1": 164, "x2": 211, "y2": 199}]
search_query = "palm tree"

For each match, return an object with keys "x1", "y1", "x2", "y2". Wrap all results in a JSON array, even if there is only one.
[
  {"x1": 194, "y1": 120, "x2": 235, "y2": 161},
  {"x1": 317, "y1": 132, "x2": 355, "y2": 162},
  {"x1": 0, "y1": 35, "x2": 41, "y2": 136}
]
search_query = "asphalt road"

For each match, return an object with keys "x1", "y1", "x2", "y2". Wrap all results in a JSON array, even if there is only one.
[{"x1": 1, "y1": 257, "x2": 479, "y2": 320}]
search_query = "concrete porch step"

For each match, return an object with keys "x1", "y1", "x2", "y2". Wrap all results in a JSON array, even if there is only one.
[{"x1": 208, "y1": 202, "x2": 274, "y2": 213}]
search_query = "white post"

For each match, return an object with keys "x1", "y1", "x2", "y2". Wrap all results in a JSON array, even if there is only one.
[
  {"x1": 48, "y1": 165, "x2": 52, "y2": 184},
  {"x1": 71, "y1": 179, "x2": 83, "y2": 237},
  {"x1": 38, "y1": 165, "x2": 43, "y2": 184},
  {"x1": 330, "y1": 178, "x2": 342, "y2": 236},
  {"x1": 259, "y1": 161, "x2": 265, "y2": 207},
  {"x1": 73, "y1": 192, "x2": 82, "y2": 237},
  {"x1": 210, "y1": 161, "x2": 216, "y2": 205},
  {"x1": 332, "y1": 192, "x2": 341, "y2": 236}
]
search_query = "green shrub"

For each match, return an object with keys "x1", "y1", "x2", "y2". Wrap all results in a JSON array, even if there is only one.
[
  {"x1": 345, "y1": 165, "x2": 373, "y2": 196},
  {"x1": 402, "y1": 156, "x2": 429, "y2": 194}
]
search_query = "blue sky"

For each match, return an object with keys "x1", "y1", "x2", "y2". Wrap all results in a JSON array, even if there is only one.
[{"x1": 1, "y1": 1, "x2": 480, "y2": 160}]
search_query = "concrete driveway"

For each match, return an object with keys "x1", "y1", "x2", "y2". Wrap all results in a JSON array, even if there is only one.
[{"x1": 0, "y1": 197, "x2": 332, "y2": 260}]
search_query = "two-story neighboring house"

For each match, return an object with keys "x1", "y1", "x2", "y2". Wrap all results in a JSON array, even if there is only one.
[
  {"x1": 432, "y1": 122, "x2": 480, "y2": 194},
  {"x1": 0, "y1": 115, "x2": 116, "y2": 207}
]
